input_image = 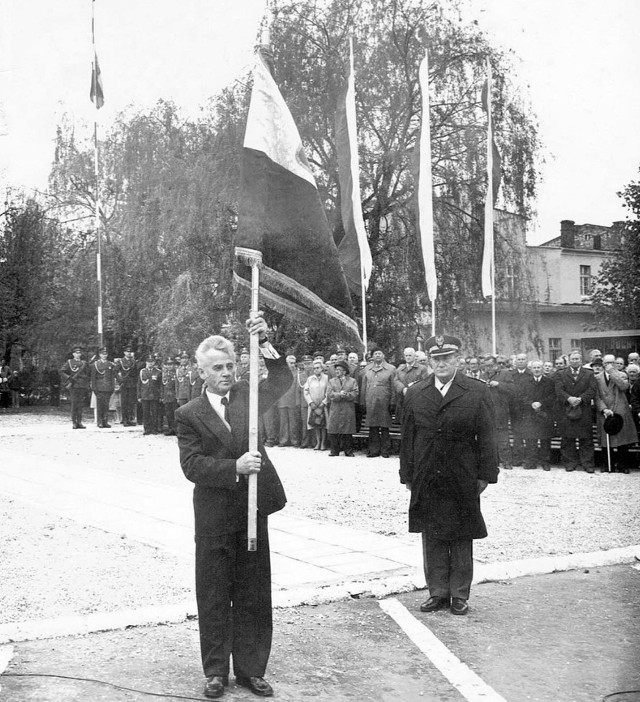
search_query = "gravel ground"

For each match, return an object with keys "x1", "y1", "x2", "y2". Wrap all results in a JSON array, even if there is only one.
[{"x1": 1, "y1": 406, "x2": 639, "y2": 624}]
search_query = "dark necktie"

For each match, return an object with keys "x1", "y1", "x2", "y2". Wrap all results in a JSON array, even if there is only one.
[{"x1": 221, "y1": 396, "x2": 230, "y2": 424}]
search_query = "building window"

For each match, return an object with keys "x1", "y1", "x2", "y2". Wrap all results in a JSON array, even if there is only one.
[
  {"x1": 571, "y1": 339, "x2": 581, "y2": 350},
  {"x1": 549, "y1": 338, "x2": 561, "y2": 361},
  {"x1": 579, "y1": 265, "x2": 592, "y2": 296}
]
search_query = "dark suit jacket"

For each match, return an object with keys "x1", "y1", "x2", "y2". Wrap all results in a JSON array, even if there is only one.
[
  {"x1": 176, "y1": 355, "x2": 290, "y2": 537},
  {"x1": 521, "y1": 374, "x2": 555, "y2": 438},
  {"x1": 554, "y1": 366, "x2": 596, "y2": 438}
]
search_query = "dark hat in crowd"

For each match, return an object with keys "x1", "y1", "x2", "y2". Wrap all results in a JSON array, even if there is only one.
[
  {"x1": 98, "y1": 347, "x2": 108, "y2": 354},
  {"x1": 145, "y1": 354, "x2": 155, "y2": 362},
  {"x1": 590, "y1": 358, "x2": 604, "y2": 368},
  {"x1": 425, "y1": 334, "x2": 461, "y2": 357},
  {"x1": 239, "y1": 347, "x2": 249, "y2": 356},
  {"x1": 180, "y1": 352, "x2": 189, "y2": 360},
  {"x1": 334, "y1": 360, "x2": 350, "y2": 374},
  {"x1": 336, "y1": 346, "x2": 347, "y2": 353},
  {"x1": 123, "y1": 345, "x2": 133, "y2": 353},
  {"x1": 71, "y1": 346, "x2": 82, "y2": 354},
  {"x1": 603, "y1": 413, "x2": 624, "y2": 435},
  {"x1": 301, "y1": 354, "x2": 313, "y2": 362}
]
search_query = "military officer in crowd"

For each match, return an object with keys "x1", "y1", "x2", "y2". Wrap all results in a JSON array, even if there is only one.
[
  {"x1": 236, "y1": 347, "x2": 251, "y2": 382},
  {"x1": 115, "y1": 346, "x2": 139, "y2": 426},
  {"x1": 190, "y1": 355, "x2": 205, "y2": 399},
  {"x1": 91, "y1": 347, "x2": 116, "y2": 428},
  {"x1": 60, "y1": 346, "x2": 90, "y2": 429},
  {"x1": 138, "y1": 354, "x2": 162, "y2": 435},
  {"x1": 400, "y1": 334, "x2": 498, "y2": 616},
  {"x1": 176, "y1": 352, "x2": 192, "y2": 406},
  {"x1": 162, "y1": 358, "x2": 179, "y2": 435}
]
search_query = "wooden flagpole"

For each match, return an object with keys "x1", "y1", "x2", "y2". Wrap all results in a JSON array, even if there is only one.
[{"x1": 247, "y1": 257, "x2": 261, "y2": 551}]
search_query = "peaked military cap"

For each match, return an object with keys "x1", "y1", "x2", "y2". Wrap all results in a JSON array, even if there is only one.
[{"x1": 425, "y1": 334, "x2": 461, "y2": 357}]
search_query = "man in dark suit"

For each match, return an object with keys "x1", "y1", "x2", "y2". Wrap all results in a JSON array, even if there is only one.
[
  {"x1": 509, "y1": 352, "x2": 530, "y2": 466},
  {"x1": 175, "y1": 312, "x2": 290, "y2": 699},
  {"x1": 555, "y1": 349, "x2": 597, "y2": 473},
  {"x1": 60, "y1": 346, "x2": 90, "y2": 428},
  {"x1": 399, "y1": 334, "x2": 498, "y2": 617},
  {"x1": 521, "y1": 360, "x2": 556, "y2": 470}
]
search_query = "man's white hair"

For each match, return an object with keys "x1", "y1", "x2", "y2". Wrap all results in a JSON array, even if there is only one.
[{"x1": 196, "y1": 335, "x2": 235, "y2": 367}]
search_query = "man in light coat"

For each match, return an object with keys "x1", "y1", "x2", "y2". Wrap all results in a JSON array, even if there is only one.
[{"x1": 360, "y1": 347, "x2": 396, "y2": 458}]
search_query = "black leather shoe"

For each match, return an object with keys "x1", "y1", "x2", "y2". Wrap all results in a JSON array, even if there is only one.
[
  {"x1": 450, "y1": 597, "x2": 469, "y2": 615},
  {"x1": 77, "y1": 423, "x2": 86, "y2": 429},
  {"x1": 236, "y1": 676, "x2": 273, "y2": 697},
  {"x1": 204, "y1": 675, "x2": 228, "y2": 698},
  {"x1": 419, "y1": 595, "x2": 450, "y2": 612}
]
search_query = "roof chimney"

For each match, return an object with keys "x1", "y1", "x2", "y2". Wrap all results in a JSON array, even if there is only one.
[{"x1": 560, "y1": 220, "x2": 575, "y2": 248}]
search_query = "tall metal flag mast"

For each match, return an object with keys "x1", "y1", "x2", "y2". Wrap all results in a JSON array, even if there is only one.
[
  {"x1": 481, "y1": 58, "x2": 496, "y2": 354},
  {"x1": 417, "y1": 43, "x2": 437, "y2": 336},
  {"x1": 90, "y1": 0, "x2": 105, "y2": 349}
]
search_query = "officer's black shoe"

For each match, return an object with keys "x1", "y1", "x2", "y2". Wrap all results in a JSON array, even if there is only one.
[
  {"x1": 235, "y1": 677, "x2": 273, "y2": 697},
  {"x1": 450, "y1": 597, "x2": 469, "y2": 615},
  {"x1": 420, "y1": 596, "x2": 450, "y2": 612},
  {"x1": 204, "y1": 675, "x2": 228, "y2": 699}
]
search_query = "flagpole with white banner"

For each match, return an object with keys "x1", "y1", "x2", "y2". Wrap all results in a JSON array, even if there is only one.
[
  {"x1": 336, "y1": 35, "x2": 372, "y2": 352},
  {"x1": 481, "y1": 58, "x2": 496, "y2": 354},
  {"x1": 90, "y1": 0, "x2": 104, "y2": 350},
  {"x1": 417, "y1": 46, "x2": 437, "y2": 335}
]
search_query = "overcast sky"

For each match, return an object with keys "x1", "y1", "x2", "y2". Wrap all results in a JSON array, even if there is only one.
[{"x1": 1, "y1": 0, "x2": 638, "y2": 245}]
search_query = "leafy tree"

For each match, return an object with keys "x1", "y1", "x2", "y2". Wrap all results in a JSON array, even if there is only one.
[{"x1": 590, "y1": 173, "x2": 640, "y2": 329}]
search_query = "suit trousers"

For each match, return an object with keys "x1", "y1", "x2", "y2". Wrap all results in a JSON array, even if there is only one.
[
  {"x1": 278, "y1": 407, "x2": 300, "y2": 446},
  {"x1": 69, "y1": 388, "x2": 85, "y2": 425},
  {"x1": 422, "y1": 534, "x2": 473, "y2": 600},
  {"x1": 95, "y1": 390, "x2": 111, "y2": 426},
  {"x1": 121, "y1": 386, "x2": 137, "y2": 424},
  {"x1": 560, "y1": 436, "x2": 595, "y2": 471},
  {"x1": 368, "y1": 426, "x2": 390, "y2": 456},
  {"x1": 195, "y1": 518, "x2": 272, "y2": 678},
  {"x1": 141, "y1": 399, "x2": 159, "y2": 433}
]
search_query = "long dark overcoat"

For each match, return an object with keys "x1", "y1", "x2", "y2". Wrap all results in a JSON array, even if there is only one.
[
  {"x1": 399, "y1": 373, "x2": 499, "y2": 540},
  {"x1": 554, "y1": 366, "x2": 596, "y2": 439}
]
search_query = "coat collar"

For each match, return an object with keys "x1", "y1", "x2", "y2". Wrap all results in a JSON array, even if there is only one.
[{"x1": 191, "y1": 394, "x2": 234, "y2": 448}]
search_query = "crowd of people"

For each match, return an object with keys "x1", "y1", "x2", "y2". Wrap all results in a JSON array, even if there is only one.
[{"x1": 3, "y1": 342, "x2": 639, "y2": 472}]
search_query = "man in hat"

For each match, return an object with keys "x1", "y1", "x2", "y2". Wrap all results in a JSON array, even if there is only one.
[
  {"x1": 175, "y1": 311, "x2": 290, "y2": 699},
  {"x1": 399, "y1": 334, "x2": 498, "y2": 616},
  {"x1": 60, "y1": 347, "x2": 90, "y2": 429},
  {"x1": 595, "y1": 354, "x2": 638, "y2": 473},
  {"x1": 326, "y1": 360, "x2": 359, "y2": 456},
  {"x1": 138, "y1": 354, "x2": 162, "y2": 435},
  {"x1": 116, "y1": 346, "x2": 139, "y2": 426},
  {"x1": 91, "y1": 347, "x2": 116, "y2": 428},
  {"x1": 360, "y1": 347, "x2": 396, "y2": 457},
  {"x1": 236, "y1": 348, "x2": 251, "y2": 382}
]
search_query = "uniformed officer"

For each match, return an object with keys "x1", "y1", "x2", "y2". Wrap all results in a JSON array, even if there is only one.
[
  {"x1": 138, "y1": 354, "x2": 162, "y2": 435},
  {"x1": 60, "y1": 347, "x2": 91, "y2": 429},
  {"x1": 116, "y1": 346, "x2": 139, "y2": 426},
  {"x1": 91, "y1": 347, "x2": 116, "y2": 428},
  {"x1": 162, "y1": 357, "x2": 178, "y2": 435},
  {"x1": 176, "y1": 352, "x2": 191, "y2": 406},
  {"x1": 400, "y1": 334, "x2": 498, "y2": 616}
]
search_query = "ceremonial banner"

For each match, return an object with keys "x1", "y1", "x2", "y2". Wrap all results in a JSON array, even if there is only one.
[
  {"x1": 90, "y1": 52, "x2": 104, "y2": 109},
  {"x1": 416, "y1": 47, "x2": 437, "y2": 302},
  {"x1": 335, "y1": 38, "x2": 372, "y2": 296},
  {"x1": 235, "y1": 49, "x2": 360, "y2": 344}
]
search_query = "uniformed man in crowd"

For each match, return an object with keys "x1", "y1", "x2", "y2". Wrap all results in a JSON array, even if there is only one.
[
  {"x1": 400, "y1": 334, "x2": 498, "y2": 616},
  {"x1": 115, "y1": 346, "x2": 139, "y2": 426},
  {"x1": 394, "y1": 347, "x2": 429, "y2": 426},
  {"x1": 60, "y1": 346, "x2": 90, "y2": 429},
  {"x1": 176, "y1": 352, "x2": 192, "y2": 407},
  {"x1": 138, "y1": 354, "x2": 162, "y2": 435},
  {"x1": 91, "y1": 347, "x2": 116, "y2": 428},
  {"x1": 162, "y1": 357, "x2": 179, "y2": 435}
]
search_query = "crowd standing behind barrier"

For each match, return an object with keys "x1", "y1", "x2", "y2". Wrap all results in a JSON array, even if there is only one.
[{"x1": 1, "y1": 343, "x2": 639, "y2": 473}]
